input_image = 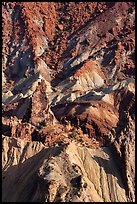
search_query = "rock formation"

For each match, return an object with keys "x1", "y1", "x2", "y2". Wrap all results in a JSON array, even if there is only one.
[{"x1": 2, "y1": 2, "x2": 135, "y2": 202}]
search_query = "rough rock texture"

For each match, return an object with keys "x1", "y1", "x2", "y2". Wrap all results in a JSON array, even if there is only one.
[
  {"x1": 2, "y1": 136, "x2": 127, "y2": 202},
  {"x1": 2, "y1": 2, "x2": 135, "y2": 202}
]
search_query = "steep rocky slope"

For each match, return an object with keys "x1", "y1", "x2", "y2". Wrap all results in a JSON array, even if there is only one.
[
  {"x1": 2, "y1": 136, "x2": 127, "y2": 202},
  {"x1": 2, "y1": 2, "x2": 135, "y2": 202}
]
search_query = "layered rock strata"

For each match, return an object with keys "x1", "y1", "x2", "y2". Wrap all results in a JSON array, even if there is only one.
[{"x1": 2, "y1": 2, "x2": 135, "y2": 202}]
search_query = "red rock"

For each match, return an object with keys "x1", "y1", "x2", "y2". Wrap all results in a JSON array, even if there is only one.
[
  {"x1": 51, "y1": 41, "x2": 54, "y2": 45},
  {"x1": 57, "y1": 24, "x2": 63, "y2": 30},
  {"x1": 2, "y1": 2, "x2": 135, "y2": 201}
]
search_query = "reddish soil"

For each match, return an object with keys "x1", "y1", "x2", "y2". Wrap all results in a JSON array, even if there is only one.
[{"x1": 2, "y1": 2, "x2": 135, "y2": 149}]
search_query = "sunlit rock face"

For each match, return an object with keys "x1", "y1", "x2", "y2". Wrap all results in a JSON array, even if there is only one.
[
  {"x1": 2, "y1": 137, "x2": 128, "y2": 202},
  {"x1": 2, "y1": 2, "x2": 135, "y2": 202}
]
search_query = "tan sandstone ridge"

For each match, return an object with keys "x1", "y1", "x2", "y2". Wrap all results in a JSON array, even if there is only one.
[
  {"x1": 2, "y1": 2, "x2": 135, "y2": 202},
  {"x1": 2, "y1": 136, "x2": 127, "y2": 202}
]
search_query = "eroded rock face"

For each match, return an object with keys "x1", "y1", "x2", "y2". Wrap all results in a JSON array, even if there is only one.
[
  {"x1": 2, "y1": 2, "x2": 135, "y2": 202},
  {"x1": 2, "y1": 137, "x2": 127, "y2": 202}
]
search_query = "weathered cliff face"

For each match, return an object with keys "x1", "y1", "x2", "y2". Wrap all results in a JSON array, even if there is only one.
[
  {"x1": 2, "y1": 2, "x2": 135, "y2": 202},
  {"x1": 2, "y1": 136, "x2": 127, "y2": 202}
]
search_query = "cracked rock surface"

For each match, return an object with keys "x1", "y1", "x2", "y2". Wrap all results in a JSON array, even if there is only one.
[
  {"x1": 2, "y1": 137, "x2": 127, "y2": 202},
  {"x1": 2, "y1": 2, "x2": 135, "y2": 202}
]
